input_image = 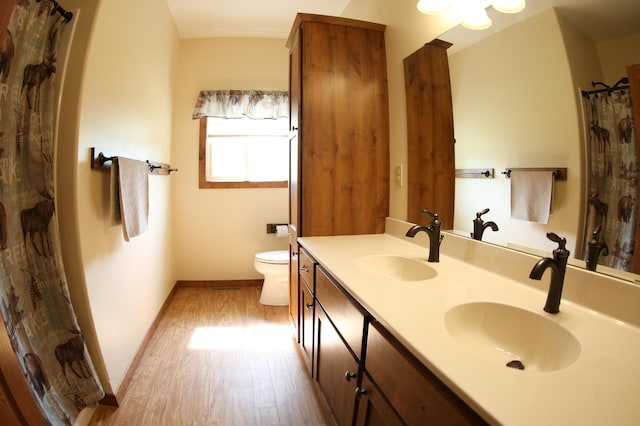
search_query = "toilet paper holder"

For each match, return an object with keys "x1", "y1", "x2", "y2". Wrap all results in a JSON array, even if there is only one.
[{"x1": 266, "y1": 223, "x2": 288, "y2": 234}]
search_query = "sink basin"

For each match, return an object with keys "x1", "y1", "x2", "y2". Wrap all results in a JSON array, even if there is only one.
[
  {"x1": 355, "y1": 255, "x2": 437, "y2": 281},
  {"x1": 444, "y1": 302, "x2": 581, "y2": 372}
]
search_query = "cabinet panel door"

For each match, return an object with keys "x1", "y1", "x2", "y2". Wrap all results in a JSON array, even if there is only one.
[
  {"x1": 355, "y1": 373, "x2": 403, "y2": 426},
  {"x1": 366, "y1": 322, "x2": 486, "y2": 425},
  {"x1": 316, "y1": 266, "x2": 366, "y2": 359},
  {"x1": 300, "y1": 280, "x2": 314, "y2": 374},
  {"x1": 299, "y1": 22, "x2": 389, "y2": 237},
  {"x1": 404, "y1": 39, "x2": 455, "y2": 228},
  {"x1": 315, "y1": 307, "x2": 359, "y2": 426}
]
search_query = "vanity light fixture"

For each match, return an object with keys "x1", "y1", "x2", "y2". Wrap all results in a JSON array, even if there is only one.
[{"x1": 416, "y1": 0, "x2": 526, "y2": 30}]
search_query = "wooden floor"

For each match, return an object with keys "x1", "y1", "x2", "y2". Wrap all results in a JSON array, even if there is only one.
[{"x1": 89, "y1": 286, "x2": 333, "y2": 425}]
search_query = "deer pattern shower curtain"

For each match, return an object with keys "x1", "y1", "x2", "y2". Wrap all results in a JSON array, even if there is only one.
[
  {"x1": 0, "y1": 1, "x2": 104, "y2": 424},
  {"x1": 582, "y1": 86, "x2": 638, "y2": 271}
]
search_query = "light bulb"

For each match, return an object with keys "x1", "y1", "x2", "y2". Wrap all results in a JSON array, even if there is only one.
[
  {"x1": 417, "y1": 0, "x2": 452, "y2": 15},
  {"x1": 492, "y1": 0, "x2": 526, "y2": 14},
  {"x1": 461, "y1": 7, "x2": 492, "y2": 30}
]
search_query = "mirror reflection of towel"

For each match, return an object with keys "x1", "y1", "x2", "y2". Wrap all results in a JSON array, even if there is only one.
[
  {"x1": 510, "y1": 171, "x2": 554, "y2": 224},
  {"x1": 110, "y1": 157, "x2": 149, "y2": 240}
]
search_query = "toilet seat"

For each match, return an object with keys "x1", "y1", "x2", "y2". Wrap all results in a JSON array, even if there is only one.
[{"x1": 255, "y1": 250, "x2": 289, "y2": 265}]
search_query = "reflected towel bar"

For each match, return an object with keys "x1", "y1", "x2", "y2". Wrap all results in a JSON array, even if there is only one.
[
  {"x1": 90, "y1": 147, "x2": 178, "y2": 175},
  {"x1": 455, "y1": 168, "x2": 494, "y2": 178},
  {"x1": 502, "y1": 168, "x2": 566, "y2": 181}
]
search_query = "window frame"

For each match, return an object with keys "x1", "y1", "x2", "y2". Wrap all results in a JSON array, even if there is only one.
[{"x1": 198, "y1": 117, "x2": 288, "y2": 189}]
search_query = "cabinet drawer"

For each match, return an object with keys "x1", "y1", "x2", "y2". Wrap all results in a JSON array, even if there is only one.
[
  {"x1": 316, "y1": 266, "x2": 366, "y2": 360},
  {"x1": 299, "y1": 247, "x2": 315, "y2": 289},
  {"x1": 365, "y1": 321, "x2": 486, "y2": 426}
]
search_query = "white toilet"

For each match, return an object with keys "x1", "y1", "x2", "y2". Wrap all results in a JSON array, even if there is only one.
[{"x1": 254, "y1": 250, "x2": 290, "y2": 306}]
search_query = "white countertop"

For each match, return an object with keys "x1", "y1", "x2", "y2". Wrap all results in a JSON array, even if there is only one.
[{"x1": 298, "y1": 232, "x2": 640, "y2": 425}]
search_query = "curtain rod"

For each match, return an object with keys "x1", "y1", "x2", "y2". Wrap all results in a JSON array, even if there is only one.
[
  {"x1": 37, "y1": 0, "x2": 73, "y2": 21},
  {"x1": 581, "y1": 77, "x2": 629, "y2": 97}
]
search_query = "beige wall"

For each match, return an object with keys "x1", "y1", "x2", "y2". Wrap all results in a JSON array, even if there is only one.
[
  {"x1": 58, "y1": 0, "x2": 179, "y2": 393},
  {"x1": 596, "y1": 32, "x2": 640, "y2": 83},
  {"x1": 171, "y1": 38, "x2": 289, "y2": 280}
]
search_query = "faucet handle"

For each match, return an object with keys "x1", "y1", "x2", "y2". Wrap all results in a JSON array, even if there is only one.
[
  {"x1": 546, "y1": 232, "x2": 566, "y2": 249},
  {"x1": 475, "y1": 208, "x2": 490, "y2": 219},
  {"x1": 547, "y1": 232, "x2": 570, "y2": 261},
  {"x1": 421, "y1": 209, "x2": 440, "y2": 223}
]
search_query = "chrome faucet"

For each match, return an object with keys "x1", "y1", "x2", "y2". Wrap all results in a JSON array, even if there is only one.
[
  {"x1": 471, "y1": 208, "x2": 499, "y2": 241},
  {"x1": 529, "y1": 232, "x2": 570, "y2": 314},
  {"x1": 405, "y1": 209, "x2": 443, "y2": 262},
  {"x1": 586, "y1": 225, "x2": 608, "y2": 271}
]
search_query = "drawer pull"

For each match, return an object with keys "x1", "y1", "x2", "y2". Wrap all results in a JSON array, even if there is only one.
[
  {"x1": 301, "y1": 265, "x2": 310, "y2": 273},
  {"x1": 292, "y1": 251, "x2": 298, "y2": 257},
  {"x1": 345, "y1": 371, "x2": 357, "y2": 382},
  {"x1": 305, "y1": 302, "x2": 314, "y2": 309},
  {"x1": 355, "y1": 387, "x2": 368, "y2": 398}
]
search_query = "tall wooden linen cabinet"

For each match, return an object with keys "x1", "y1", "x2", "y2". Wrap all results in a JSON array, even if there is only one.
[{"x1": 285, "y1": 14, "x2": 390, "y2": 339}]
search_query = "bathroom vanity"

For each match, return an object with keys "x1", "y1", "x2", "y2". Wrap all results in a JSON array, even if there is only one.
[{"x1": 295, "y1": 218, "x2": 640, "y2": 425}]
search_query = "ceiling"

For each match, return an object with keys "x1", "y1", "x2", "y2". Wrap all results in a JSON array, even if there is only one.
[
  {"x1": 164, "y1": 0, "x2": 350, "y2": 39},
  {"x1": 165, "y1": 0, "x2": 640, "y2": 42}
]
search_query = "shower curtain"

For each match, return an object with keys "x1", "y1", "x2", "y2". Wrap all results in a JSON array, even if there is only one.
[
  {"x1": 0, "y1": 1, "x2": 104, "y2": 424},
  {"x1": 582, "y1": 84, "x2": 638, "y2": 271}
]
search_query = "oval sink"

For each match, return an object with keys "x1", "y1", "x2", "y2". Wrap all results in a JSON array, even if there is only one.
[
  {"x1": 444, "y1": 302, "x2": 581, "y2": 372},
  {"x1": 356, "y1": 255, "x2": 437, "y2": 281}
]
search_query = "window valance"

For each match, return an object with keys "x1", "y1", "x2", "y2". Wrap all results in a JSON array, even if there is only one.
[{"x1": 192, "y1": 90, "x2": 289, "y2": 120}]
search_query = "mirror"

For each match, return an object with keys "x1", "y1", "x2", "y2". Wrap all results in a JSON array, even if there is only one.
[{"x1": 424, "y1": 1, "x2": 640, "y2": 282}]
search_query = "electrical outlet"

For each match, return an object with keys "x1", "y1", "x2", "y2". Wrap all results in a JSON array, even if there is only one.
[{"x1": 395, "y1": 164, "x2": 403, "y2": 186}]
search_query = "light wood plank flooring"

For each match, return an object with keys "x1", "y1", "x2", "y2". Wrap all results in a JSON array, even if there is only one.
[{"x1": 89, "y1": 286, "x2": 332, "y2": 425}]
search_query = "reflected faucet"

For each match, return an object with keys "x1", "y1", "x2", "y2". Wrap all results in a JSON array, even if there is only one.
[
  {"x1": 405, "y1": 209, "x2": 443, "y2": 262},
  {"x1": 471, "y1": 208, "x2": 499, "y2": 241},
  {"x1": 586, "y1": 226, "x2": 608, "y2": 271},
  {"x1": 529, "y1": 232, "x2": 570, "y2": 314}
]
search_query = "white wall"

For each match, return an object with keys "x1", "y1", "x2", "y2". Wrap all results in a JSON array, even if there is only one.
[
  {"x1": 450, "y1": 9, "x2": 583, "y2": 254},
  {"x1": 170, "y1": 38, "x2": 289, "y2": 280},
  {"x1": 58, "y1": 0, "x2": 179, "y2": 393}
]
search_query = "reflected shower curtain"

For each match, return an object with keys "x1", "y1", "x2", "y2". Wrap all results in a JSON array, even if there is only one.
[
  {"x1": 0, "y1": 1, "x2": 104, "y2": 424},
  {"x1": 582, "y1": 86, "x2": 638, "y2": 271}
]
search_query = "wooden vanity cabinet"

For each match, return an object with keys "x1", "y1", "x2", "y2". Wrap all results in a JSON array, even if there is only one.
[
  {"x1": 362, "y1": 321, "x2": 487, "y2": 426},
  {"x1": 314, "y1": 266, "x2": 367, "y2": 426}
]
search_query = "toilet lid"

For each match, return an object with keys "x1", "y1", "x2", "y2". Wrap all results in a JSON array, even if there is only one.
[{"x1": 255, "y1": 250, "x2": 289, "y2": 264}]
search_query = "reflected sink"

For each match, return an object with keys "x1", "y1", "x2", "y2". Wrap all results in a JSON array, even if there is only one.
[
  {"x1": 356, "y1": 255, "x2": 437, "y2": 281},
  {"x1": 444, "y1": 302, "x2": 581, "y2": 372}
]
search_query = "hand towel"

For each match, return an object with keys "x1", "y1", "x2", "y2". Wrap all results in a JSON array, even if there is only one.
[
  {"x1": 110, "y1": 157, "x2": 149, "y2": 240},
  {"x1": 510, "y1": 170, "x2": 554, "y2": 224}
]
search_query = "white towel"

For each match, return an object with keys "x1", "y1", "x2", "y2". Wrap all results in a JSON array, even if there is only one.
[
  {"x1": 510, "y1": 170, "x2": 554, "y2": 224},
  {"x1": 110, "y1": 157, "x2": 149, "y2": 240}
]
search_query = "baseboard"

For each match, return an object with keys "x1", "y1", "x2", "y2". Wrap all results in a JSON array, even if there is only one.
[
  {"x1": 99, "y1": 393, "x2": 118, "y2": 407},
  {"x1": 103, "y1": 280, "x2": 263, "y2": 405},
  {"x1": 176, "y1": 279, "x2": 263, "y2": 288}
]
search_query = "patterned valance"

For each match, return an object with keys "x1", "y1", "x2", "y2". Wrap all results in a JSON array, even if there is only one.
[{"x1": 192, "y1": 90, "x2": 289, "y2": 120}]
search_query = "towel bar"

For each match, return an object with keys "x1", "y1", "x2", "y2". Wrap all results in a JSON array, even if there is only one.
[
  {"x1": 502, "y1": 168, "x2": 566, "y2": 181},
  {"x1": 90, "y1": 147, "x2": 178, "y2": 175},
  {"x1": 455, "y1": 168, "x2": 494, "y2": 178}
]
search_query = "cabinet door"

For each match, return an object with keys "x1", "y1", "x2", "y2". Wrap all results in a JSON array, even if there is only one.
[
  {"x1": 288, "y1": 34, "x2": 301, "y2": 239},
  {"x1": 404, "y1": 39, "x2": 455, "y2": 229},
  {"x1": 315, "y1": 307, "x2": 359, "y2": 426},
  {"x1": 300, "y1": 280, "x2": 314, "y2": 374},
  {"x1": 355, "y1": 373, "x2": 403, "y2": 426},
  {"x1": 366, "y1": 322, "x2": 486, "y2": 425},
  {"x1": 289, "y1": 240, "x2": 300, "y2": 341}
]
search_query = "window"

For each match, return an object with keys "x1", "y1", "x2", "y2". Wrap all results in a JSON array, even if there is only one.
[{"x1": 199, "y1": 116, "x2": 289, "y2": 189}]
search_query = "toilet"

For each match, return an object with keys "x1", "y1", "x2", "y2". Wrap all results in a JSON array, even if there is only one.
[{"x1": 254, "y1": 250, "x2": 290, "y2": 306}]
